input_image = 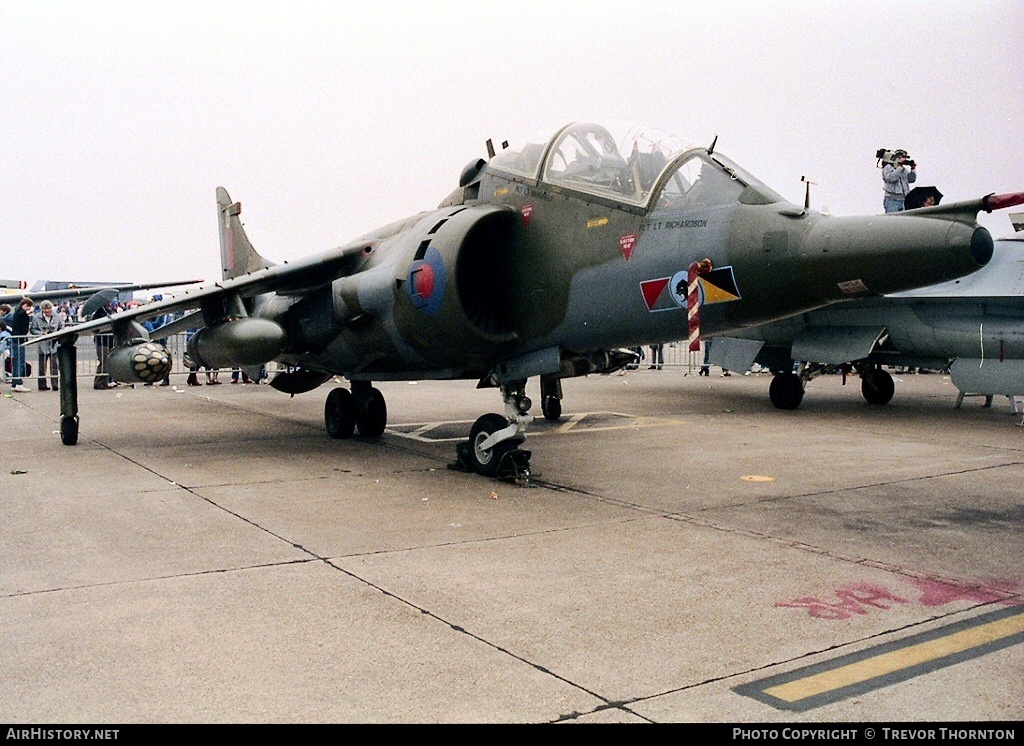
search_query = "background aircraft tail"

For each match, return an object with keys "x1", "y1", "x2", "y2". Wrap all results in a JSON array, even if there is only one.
[{"x1": 217, "y1": 187, "x2": 273, "y2": 280}]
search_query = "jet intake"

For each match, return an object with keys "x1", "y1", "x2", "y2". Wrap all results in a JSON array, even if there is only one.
[
  {"x1": 108, "y1": 342, "x2": 172, "y2": 384},
  {"x1": 391, "y1": 205, "x2": 521, "y2": 367},
  {"x1": 186, "y1": 318, "x2": 287, "y2": 369}
]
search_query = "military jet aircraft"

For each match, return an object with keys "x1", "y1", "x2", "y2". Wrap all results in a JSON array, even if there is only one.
[
  {"x1": 708, "y1": 232, "x2": 1024, "y2": 410},
  {"x1": 28, "y1": 121, "x2": 1017, "y2": 479}
]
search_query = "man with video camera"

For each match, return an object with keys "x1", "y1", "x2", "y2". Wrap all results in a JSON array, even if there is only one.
[{"x1": 880, "y1": 148, "x2": 917, "y2": 212}]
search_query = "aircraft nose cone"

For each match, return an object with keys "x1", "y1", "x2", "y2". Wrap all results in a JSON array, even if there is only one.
[{"x1": 970, "y1": 226, "x2": 994, "y2": 266}]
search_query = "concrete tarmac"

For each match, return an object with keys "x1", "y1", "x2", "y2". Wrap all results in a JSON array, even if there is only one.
[{"x1": 2, "y1": 369, "x2": 1022, "y2": 723}]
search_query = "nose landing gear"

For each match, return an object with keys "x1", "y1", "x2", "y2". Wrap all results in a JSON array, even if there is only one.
[{"x1": 451, "y1": 378, "x2": 534, "y2": 484}]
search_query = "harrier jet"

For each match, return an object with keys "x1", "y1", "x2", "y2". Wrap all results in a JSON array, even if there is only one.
[{"x1": 30, "y1": 121, "x2": 1016, "y2": 479}]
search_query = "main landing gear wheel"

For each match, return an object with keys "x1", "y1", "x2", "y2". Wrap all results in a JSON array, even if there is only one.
[
  {"x1": 355, "y1": 387, "x2": 387, "y2": 438},
  {"x1": 542, "y1": 395, "x2": 562, "y2": 421},
  {"x1": 861, "y1": 368, "x2": 895, "y2": 405},
  {"x1": 324, "y1": 388, "x2": 356, "y2": 439},
  {"x1": 60, "y1": 415, "x2": 79, "y2": 446},
  {"x1": 769, "y1": 372, "x2": 804, "y2": 410},
  {"x1": 467, "y1": 413, "x2": 517, "y2": 478}
]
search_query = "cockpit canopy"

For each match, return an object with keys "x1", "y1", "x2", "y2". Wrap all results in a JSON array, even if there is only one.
[{"x1": 487, "y1": 121, "x2": 780, "y2": 211}]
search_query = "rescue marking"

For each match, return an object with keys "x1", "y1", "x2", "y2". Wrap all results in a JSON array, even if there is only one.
[
  {"x1": 735, "y1": 605, "x2": 1024, "y2": 711},
  {"x1": 619, "y1": 233, "x2": 637, "y2": 262},
  {"x1": 520, "y1": 204, "x2": 534, "y2": 226},
  {"x1": 741, "y1": 475, "x2": 775, "y2": 482},
  {"x1": 587, "y1": 216, "x2": 609, "y2": 228}
]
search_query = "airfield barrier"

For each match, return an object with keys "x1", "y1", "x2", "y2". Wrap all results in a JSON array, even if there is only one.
[
  {"x1": 639, "y1": 342, "x2": 705, "y2": 371},
  {"x1": 2, "y1": 333, "x2": 707, "y2": 388}
]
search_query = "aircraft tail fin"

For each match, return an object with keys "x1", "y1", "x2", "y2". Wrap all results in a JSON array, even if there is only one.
[{"x1": 217, "y1": 187, "x2": 274, "y2": 280}]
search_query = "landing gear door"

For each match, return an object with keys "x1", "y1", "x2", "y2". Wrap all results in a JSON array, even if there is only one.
[
  {"x1": 791, "y1": 326, "x2": 886, "y2": 365},
  {"x1": 706, "y1": 337, "x2": 764, "y2": 372}
]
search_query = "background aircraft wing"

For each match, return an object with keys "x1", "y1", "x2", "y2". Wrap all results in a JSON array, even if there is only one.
[{"x1": 0, "y1": 279, "x2": 202, "y2": 306}]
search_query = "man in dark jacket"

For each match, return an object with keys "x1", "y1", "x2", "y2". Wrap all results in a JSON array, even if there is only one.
[{"x1": 9, "y1": 298, "x2": 34, "y2": 392}]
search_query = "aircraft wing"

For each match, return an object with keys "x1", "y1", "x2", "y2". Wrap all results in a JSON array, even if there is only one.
[
  {"x1": 0, "y1": 280, "x2": 203, "y2": 306},
  {"x1": 898, "y1": 192, "x2": 1024, "y2": 222},
  {"x1": 25, "y1": 241, "x2": 371, "y2": 346}
]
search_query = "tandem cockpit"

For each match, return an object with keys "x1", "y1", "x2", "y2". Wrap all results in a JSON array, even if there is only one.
[{"x1": 485, "y1": 120, "x2": 784, "y2": 212}]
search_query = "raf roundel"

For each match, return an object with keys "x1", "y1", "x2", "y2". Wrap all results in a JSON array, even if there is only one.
[
  {"x1": 412, "y1": 263, "x2": 435, "y2": 299},
  {"x1": 407, "y1": 246, "x2": 447, "y2": 315}
]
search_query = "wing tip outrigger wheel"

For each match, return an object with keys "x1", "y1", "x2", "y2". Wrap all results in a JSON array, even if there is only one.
[
  {"x1": 60, "y1": 415, "x2": 79, "y2": 446},
  {"x1": 57, "y1": 336, "x2": 80, "y2": 446}
]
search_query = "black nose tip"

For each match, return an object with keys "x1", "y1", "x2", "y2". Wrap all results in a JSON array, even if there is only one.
[{"x1": 970, "y1": 226, "x2": 994, "y2": 266}]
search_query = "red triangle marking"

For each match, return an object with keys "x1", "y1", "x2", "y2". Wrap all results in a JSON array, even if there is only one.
[{"x1": 640, "y1": 278, "x2": 670, "y2": 310}]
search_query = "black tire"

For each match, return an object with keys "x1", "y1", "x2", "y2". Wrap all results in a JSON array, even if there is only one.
[
  {"x1": 861, "y1": 369, "x2": 895, "y2": 405},
  {"x1": 542, "y1": 395, "x2": 562, "y2": 421},
  {"x1": 325, "y1": 388, "x2": 356, "y2": 439},
  {"x1": 60, "y1": 415, "x2": 79, "y2": 446},
  {"x1": 355, "y1": 387, "x2": 387, "y2": 438},
  {"x1": 467, "y1": 413, "x2": 515, "y2": 478},
  {"x1": 769, "y1": 372, "x2": 804, "y2": 410}
]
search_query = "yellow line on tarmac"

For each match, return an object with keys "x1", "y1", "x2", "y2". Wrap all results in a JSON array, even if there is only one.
[
  {"x1": 556, "y1": 413, "x2": 587, "y2": 433},
  {"x1": 764, "y1": 611, "x2": 1024, "y2": 703}
]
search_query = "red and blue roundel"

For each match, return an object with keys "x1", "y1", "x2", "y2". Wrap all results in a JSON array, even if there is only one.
[{"x1": 407, "y1": 246, "x2": 447, "y2": 315}]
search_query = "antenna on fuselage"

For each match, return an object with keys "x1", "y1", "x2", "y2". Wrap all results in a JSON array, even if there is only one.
[
  {"x1": 801, "y1": 175, "x2": 817, "y2": 209},
  {"x1": 707, "y1": 135, "x2": 718, "y2": 155}
]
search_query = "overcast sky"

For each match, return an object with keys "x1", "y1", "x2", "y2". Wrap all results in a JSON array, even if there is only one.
[{"x1": 2, "y1": 0, "x2": 1022, "y2": 288}]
